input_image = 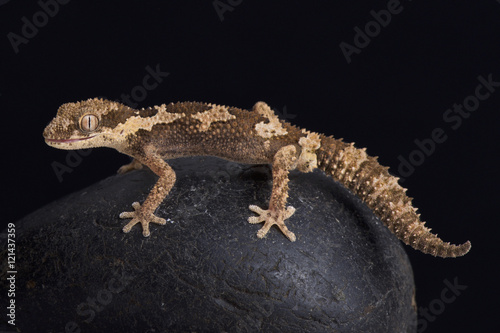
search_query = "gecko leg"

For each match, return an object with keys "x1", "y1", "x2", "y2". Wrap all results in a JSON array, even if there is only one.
[
  {"x1": 248, "y1": 145, "x2": 298, "y2": 241},
  {"x1": 120, "y1": 151, "x2": 176, "y2": 236},
  {"x1": 117, "y1": 158, "x2": 144, "y2": 174}
]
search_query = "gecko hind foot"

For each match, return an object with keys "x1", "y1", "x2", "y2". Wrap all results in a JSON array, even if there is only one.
[
  {"x1": 248, "y1": 205, "x2": 296, "y2": 241},
  {"x1": 120, "y1": 202, "x2": 166, "y2": 237}
]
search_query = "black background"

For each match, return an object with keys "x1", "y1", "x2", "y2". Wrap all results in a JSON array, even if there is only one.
[{"x1": 1, "y1": 1, "x2": 499, "y2": 332}]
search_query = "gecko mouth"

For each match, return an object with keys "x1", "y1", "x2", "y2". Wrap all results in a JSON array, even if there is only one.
[{"x1": 45, "y1": 135, "x2": 96, "y2": 143}]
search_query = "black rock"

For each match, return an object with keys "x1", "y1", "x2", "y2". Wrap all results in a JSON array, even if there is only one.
[{"x1": 1, "y1": 157, "x2": 416, "y2": 332}]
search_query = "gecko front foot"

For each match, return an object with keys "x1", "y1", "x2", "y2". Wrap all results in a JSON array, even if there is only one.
[
  {"x1": 248, "y1": 205, "x2": 297, "y2": 241},
  {"x1": 119, "y1": 202, "x2": 166, "y2": 237},
  {"x1": 117, "y1": 159, "x2": 144, "y2": 174}
]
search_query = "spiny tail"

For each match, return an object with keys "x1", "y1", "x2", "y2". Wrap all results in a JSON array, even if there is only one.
[{"x1": 316, "y1": 134, "x2": 471, "y2": 258}]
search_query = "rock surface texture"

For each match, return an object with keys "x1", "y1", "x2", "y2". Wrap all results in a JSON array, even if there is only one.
[{"x1": 1, "y1": 157, "x2": 416, "y2": 332}]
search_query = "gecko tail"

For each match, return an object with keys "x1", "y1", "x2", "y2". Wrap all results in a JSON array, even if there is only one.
[
  {"x1": 403, "y1": 226, "x2": 471, "y2": 258},
  {"x1": 315, "y1": 134, "x2": 471, "y2": 258}
]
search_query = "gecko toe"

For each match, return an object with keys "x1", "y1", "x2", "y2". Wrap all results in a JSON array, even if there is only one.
[
  {"x1": 248, "y1": 205, "x2": 267, "y2": 224},
  {"x1": 151, "y1": 216, "x2": 167, "y2": 225},
  {"x1": 142, "y1": 226, "x2": 151, "y2": 237},
  {"x1": 119, "y1": 212, "x2": 134, "y2": 219},
  {"x1": 122, "y1": 218, "x2": 139, "y2": 233},
  {"x1": 248, "y1": 205, "x2": 265, "y2": 214},
  {"x1": 256, "y1": 227, "x2": 270, "y2": 239},
  {"x1": 282, "y1": 228, "x2": 296, "y2": 242},
  {"x1": 248, "y1": 216, "x2": 265, "y2": 224}
]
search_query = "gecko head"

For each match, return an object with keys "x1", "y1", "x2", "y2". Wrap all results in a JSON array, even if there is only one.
[{"x1": 44, "y1": 98, "x2": 135, "y2": 150}]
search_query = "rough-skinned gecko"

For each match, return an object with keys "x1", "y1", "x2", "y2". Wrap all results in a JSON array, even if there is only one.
[{"x1": 43, "y1": 98, "x2": 471, "y2": 258}]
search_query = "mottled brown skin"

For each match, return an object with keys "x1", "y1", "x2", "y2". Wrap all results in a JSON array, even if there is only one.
[{"x1": 43, "y1": 98, "x2": 471, "y2": 258}]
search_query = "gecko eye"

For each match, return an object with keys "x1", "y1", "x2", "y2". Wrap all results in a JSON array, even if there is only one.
[{"x1": 80, "y1": 114, "x2": 99, "y2": 132}]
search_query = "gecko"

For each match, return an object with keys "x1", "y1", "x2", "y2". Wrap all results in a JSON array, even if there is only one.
[{"x1": 43, "y1": 98, "x2": 471, "y2": 258}]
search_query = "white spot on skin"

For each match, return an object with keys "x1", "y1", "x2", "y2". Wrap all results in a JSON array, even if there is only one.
[
  {"x1": 154, "y1": 104, "x2": 167, "y2": 113},
  {"x1": 112, "y1": 105, "x2": 185, "y2": 137},
  {"x1": 296, "y1": 131, "x2": 321, "y2": 172},
  {"x1": 252, "y1": 102, "x2": 288, "y2": 139},
  {"x1": 299, "y1": 131, "x2": 321, "y2": 150},
  {"x1": 191, "y1": 105, "x2": 236, "y2": 131}
]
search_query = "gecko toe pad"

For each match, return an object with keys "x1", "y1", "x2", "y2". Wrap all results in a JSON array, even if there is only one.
[
  {"x1": 120, "y1": 202, "x2": 166, "y2": 237},
  {"x1": 248, "y1": 205, "x2": 296, "y2": 241}
]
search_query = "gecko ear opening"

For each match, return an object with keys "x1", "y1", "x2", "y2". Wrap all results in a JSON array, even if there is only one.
[{"x1": 80, "y1": 114, "x2": 99, "y2": 132}]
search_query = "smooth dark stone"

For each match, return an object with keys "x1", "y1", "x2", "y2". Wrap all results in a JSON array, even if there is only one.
[{"x1": 0, "y1": 156, "x2": 416, "y2": 332}]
